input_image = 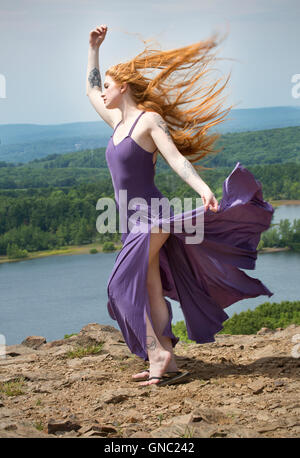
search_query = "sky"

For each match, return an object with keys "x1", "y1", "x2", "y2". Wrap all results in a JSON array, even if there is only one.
[{"x1": 0, "y1": 0, "x2": 299, "y2": 125}]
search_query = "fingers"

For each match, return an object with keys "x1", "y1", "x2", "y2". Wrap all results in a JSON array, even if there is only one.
[
  {"x1": 96, "y1": 25, "x2": 107, "y2": 33},
  {"x1": 210, "y1": 202, "x2": 219, "y2": 212},
  {"x1": 202, "y1": 196, "x2": 208, "y2": 212},
  {"x1": 209, "y1": 197, "x2": 219, "y2": 212},
  {"x1": 91, "y1": 25, "x2": 107, "y2": 35},
  {"x1": 201, "y1": 194, "x2": 219, "y2": 212}
]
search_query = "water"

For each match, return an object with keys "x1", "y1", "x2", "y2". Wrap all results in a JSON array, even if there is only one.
[
  {"x1": 0, "y1": 253, "x2": 115, "y2": 346},
  {"x1": 1, "y1": 204, "x2": 299, "y2": 346},
  {"x1": 272, "y1": 204, "x2": 300, "y2": 225}
]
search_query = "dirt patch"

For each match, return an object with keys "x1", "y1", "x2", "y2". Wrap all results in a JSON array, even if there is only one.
[{"x1": 1, "y1": 323, "x2": 299, "y2": 438}]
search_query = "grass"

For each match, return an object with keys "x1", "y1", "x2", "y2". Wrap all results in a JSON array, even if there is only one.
[
  {"x1": 64, "y1": 333, "x2": 78, "y2": 339},
  {"x1": 180, "y1": 425, "x2": 197, "y2": 438},
  {"x1": 65, "y1": 343, "x2": 104, "y2": 359},
  {"x1": 119, "y1": 364, "x2": 130, "y2": 371},
  {"x1": 0, "y1": 241, "x2": 123, "y2": 264},
  {"x1": 0, "y1": 377, "x2": 26, "y2": 396},
  {"x1": 34, "y1": 421, "x2": 44, "y2": 431}
]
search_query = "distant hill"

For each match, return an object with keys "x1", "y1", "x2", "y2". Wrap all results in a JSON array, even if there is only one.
[
  {"x1": 201, "y1": 125, "x2": 300, "y2": 168},
  {"x1": 0, "y1": 124, "x2": 299, "y2": 192},
  {"x1": 214, "y1": 106, "x2": 300, "y2": 133},
  {"x1": 0, "y1": 122, "x2": 111, "y2": 164},
  {"x1": 0, "y1": 105, "x2": 299, "y2": 164}
]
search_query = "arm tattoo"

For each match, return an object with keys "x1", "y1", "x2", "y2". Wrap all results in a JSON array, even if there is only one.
[
  {"x1": 154, "y1": 115, "x2": 199, "y2": 181},
  {"x1": 146, "y1": 336, "x2": 157, "y2": 352},
  {"x1": 155, "y1": 117, "x2": 173, "y2": 142},
  {"x1": 88, "y1": 67, "x2": 102, "y2": 89},
  {"x1": 181, "y1": 157, "x2": 199, "y2": 181}
]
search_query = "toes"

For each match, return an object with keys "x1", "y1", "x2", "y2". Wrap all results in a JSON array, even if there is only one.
[
  {"x1": 132, "y1": 371, "x2": 149, "y2": 379},
  {"x1": 139, "y1": 380, "x2": 154, "y2": 386},
  {"x1": 139, "y1": 379, "x2": 160, "y2": 386}
]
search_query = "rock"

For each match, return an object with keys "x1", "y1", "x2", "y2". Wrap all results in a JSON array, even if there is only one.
[
  {"x1": 78, "y1": 423, "x2": 117, "y2": 437},
  {"x1": 19, "y1": 371, "x2": 58, "y2": 382},
  {"x1": 163, "y1": 407, "x2": 231, "y2": 427},
  {"x1": 21, "y1": 336, "x2": 46, "y2": 349},
  {"x1": 0, "y1": 421, "x2": 18, "y2": 431},
  {"x1": 76, "y1": 323, "x2": 123, "y2": 346},
  {"x1": 274, "y1": 379, "x2": 286, "y2": 387},
  {"x1": 273, "y1": 324, "x2": 300, "y2": 339},
  {"x1": 66, "y1": 370, "x2": 108, "y2": 384},
  {"x1": 256, "y1": 327, "x2": 274, "y2": 335},
  {"x1": 0, "y1": 408, "x2": 20, "y2": 419},
  {"x1": 50, "y1": 345, "x2": 76, "y2": 357},
  {"x1": 4, "y1": 344, "x2": 39, "y2": 357},
  {"x1": 251, "y1": 344, "x2": 276, "y2": 359},
  {"x1": 130, "y1": 430, "x2": 153, "y2": 438},
  {"x1": 82, "y1": 429, "x2": 105, "y2": 437},
  {"x1": 247, "y1": 381, "x2": 266, "y2": 395},
  {"x1": 256, "y1": 420, "x2": 286, "y2": 433},
  {"x1": 75, "y1": 323, "x2": 132, "y2": 360},
  {"x1": 47, "y1": 418, "x2": 82, "y2": 434},
  {"x1": 0, "y1": 354, "x2": 38, "y2": 366},
  {"x1": 0, "y1": 322, "x2": 299, "y2": 438},
  {"x1": 101, "y1": 389, "x2": 131, "y2": 404},
  {"x1": 43, "y1": 338, "x2": 70, "y2": 349},
  {"x1": 0, "y1": 422, "x2": 51, "y2": 437},
  {"x1": 151, "y1": 422, "x2": 261, "y2": 438}
]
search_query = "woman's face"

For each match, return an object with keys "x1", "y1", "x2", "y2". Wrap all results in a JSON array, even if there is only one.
[{"x1": 101, "y1": 74, "x2": 124, "y2": 109}]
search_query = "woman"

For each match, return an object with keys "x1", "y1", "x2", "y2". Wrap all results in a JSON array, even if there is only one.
[{"x1": 86, "y1": 25, "x2": 274, "y2": 387}]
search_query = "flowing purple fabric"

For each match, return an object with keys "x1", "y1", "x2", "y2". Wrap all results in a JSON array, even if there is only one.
[{"x1": 104, "y1": 110, "x2": 274, "y2": 361}]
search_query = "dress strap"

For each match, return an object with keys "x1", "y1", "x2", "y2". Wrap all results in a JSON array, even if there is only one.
[
  {"x1": 128, "y1": 111, "x2": 146, "y2": 137},
  {"x1": 113, "y1": 119, "x2": 122, "y2": 133}
]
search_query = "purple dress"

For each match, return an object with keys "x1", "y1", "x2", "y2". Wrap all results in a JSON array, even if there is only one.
[{"x1": 105, "y1": 110, "x2": 274, "y2": 361}]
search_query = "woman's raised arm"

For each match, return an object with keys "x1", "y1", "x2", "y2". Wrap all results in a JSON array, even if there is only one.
[
  {"x1": 86, "y1": 25, "x2": 118, "y2": 128},
  {"x1": 86, "y1": 25, "x2": 107, "y2": 96}
]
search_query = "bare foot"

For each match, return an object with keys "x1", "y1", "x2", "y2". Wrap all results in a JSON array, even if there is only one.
[
  {"x1": 139, "y1": 349, "x2": 172, "y2": 386},
  {"x1": 132, "y1": 354, "x2": 178, "y2": 380},
  {"x1": 165, "y1": 356, "x2": 179, "y2": 372},
  {"x1": 132, "y1": 369, "x2": 149, "y2": 380}
]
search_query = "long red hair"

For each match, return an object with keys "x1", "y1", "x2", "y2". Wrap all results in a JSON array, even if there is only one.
[{"x1": 106, "y1": 30, "x2": 236, "y2": 171}]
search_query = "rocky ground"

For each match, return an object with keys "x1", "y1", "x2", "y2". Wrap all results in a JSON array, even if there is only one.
[{"x1": 0, "y1": 323, "x2": 299, "y2": 438}]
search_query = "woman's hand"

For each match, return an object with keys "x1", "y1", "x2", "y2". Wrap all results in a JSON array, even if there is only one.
[
  {"x1": 89, "y1": 24, "x2": 108, "y2": 49},
  {"x1": 200, "y1": 186, "x2": 219, "y2": 212}
]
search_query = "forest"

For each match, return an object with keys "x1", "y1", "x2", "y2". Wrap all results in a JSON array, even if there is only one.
[
  {"x1": 0, "y1": 124, "x2": 300, "y2": 257},
  {"x1": 172, "y1": 301, "x2": 300, "y2": 340}
]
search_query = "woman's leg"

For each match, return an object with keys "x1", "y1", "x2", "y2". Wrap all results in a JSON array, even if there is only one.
[
  {"x1": 132, "y1": 250, "x2": 179, "y2": 380},
  {"x1": 138, "y1": 310, "x2": 172, "y2": 386},
  {"x1": 146, "y1": 250, "x2": 179, "y2": 370},
  {"x1": 135, "y1": 229, "x2": 179, "y2": 386}
]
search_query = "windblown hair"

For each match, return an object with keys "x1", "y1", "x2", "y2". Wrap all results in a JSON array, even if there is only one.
[{"x1": 106, "y1": 31, "x2": 236, "y2": 171}]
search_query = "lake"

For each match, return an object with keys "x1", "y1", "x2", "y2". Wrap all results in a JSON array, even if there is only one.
[{"x1": 1, "y1": 204, "x2": 299, "y2": 346}]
